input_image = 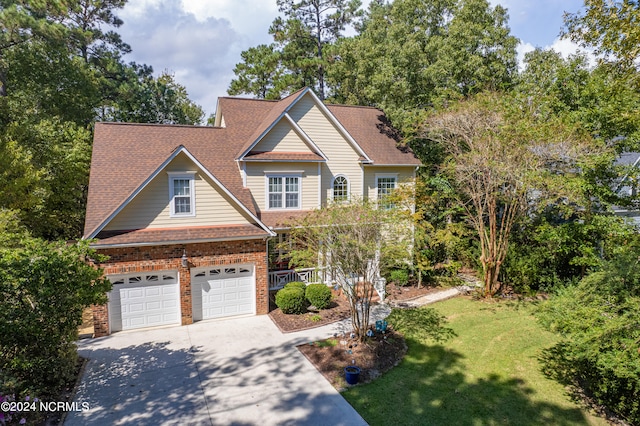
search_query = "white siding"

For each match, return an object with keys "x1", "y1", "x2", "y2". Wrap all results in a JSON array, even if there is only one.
[
  {"x1": 245, "y1": 162, "x2": 319, "y2": 211},
  {"x1": 104, "y1": 153, "x2": 254, "y2": 231},
  {"x1": 252, "y1": 120, "x2": 312, "y2": 153},
  {"x1": 287, "y1": 94, "x2": 363, "y2": 204}
]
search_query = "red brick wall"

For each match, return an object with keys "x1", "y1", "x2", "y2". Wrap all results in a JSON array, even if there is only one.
[{"x1": 92, "y1": 239, "x2": 268, "y2": 337}]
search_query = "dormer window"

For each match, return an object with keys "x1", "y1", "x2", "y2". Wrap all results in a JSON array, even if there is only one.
[{"x1": 168, "y1": 172, "x2": 196, "y2": 217}]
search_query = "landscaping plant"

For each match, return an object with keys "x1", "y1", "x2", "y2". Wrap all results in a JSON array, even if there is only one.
[
  {"x1": 305, "y1": 283, "x2": 332, "y2": 309},
  {"x1": 538, "y1": 246, "x2": 640, "y2": 424},
  {"x1": 0, "y1": 229, "x2": 111, "y2": 400},
  {"x1": 275, "y1": 287, "x2": 309, "y2": 314},
  {"x1": 286, "y1": 198, "x2": 411, "y2": 340}
]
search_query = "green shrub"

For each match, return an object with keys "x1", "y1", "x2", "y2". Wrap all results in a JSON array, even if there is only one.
[
  {"x1": 275, "y1": 287, "x2": 308, "y2": 314},
  {"x1": 537, "y1": 248, "x2": 640, "y2": 424},
  {"x1": 389, "y1": 269, "x2": 410, "y2": 286},
  {"x1": 284, "y1": 281, "x2": 307, "y2": 291},
  {"x1": 0, "y1": 239, "x2": 111, "y2": 399},
  {"x1": 305, "y1": 284, "x2": 332, "y2": 309}
]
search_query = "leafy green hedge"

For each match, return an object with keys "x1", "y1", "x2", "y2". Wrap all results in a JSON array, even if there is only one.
[
  {"x1": 284, "y1": 281, "x2": 307, "y2": 291},
  {"x1": 305, "y1": 284, "x2": 332, "y2": 309},
  {"x1": 275, "y1": 287, "x2": 309, "y2": 314},
  {"x1": 537, "y1": 250, "x2": 640, "y2": 424},
  {"x1": 389, "y1": 269, "x2": 410, "y2": 286},
  {"x1": 0, "y1": 239, "x2": 111, "y2": 399}
]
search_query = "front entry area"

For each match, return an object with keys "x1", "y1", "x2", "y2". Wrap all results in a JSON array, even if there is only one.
[
  {"x1": 107, "y1": 271, "x2": 181, "y2": 332},
  {"x1": 191, "y1": 264, "x2": 255, "y2": 321}
]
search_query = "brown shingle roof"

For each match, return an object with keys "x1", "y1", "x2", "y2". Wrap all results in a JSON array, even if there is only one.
[
  {"x1": 84, "y1": 89, "x2": 420, "y2": 243},
  {"x1": 328, "y1": 104, "x2": 420, "y2": 165},
  {"x1": 259, "y1": 211, "x2": 314, "y2": 229},
  {"x1": 93, "y1": 225, "x2": 269, "y2": 247}
]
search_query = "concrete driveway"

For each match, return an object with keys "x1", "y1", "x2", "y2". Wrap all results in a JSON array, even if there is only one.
[{"x1": 66, "y1": 314, "x2": 369, "y2": 426}]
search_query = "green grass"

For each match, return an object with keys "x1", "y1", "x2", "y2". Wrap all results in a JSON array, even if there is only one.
[{"x1": 343, "y1": 297, "x2": 608, "y2": 426}]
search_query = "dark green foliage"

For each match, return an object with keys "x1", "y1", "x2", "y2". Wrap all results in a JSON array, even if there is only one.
[
  {"x1": 537, "y1": 247, "x2": 640, "y2": 424},
  {"x1": 284, "y1": 281, "x2": 307, "y2": 291},
  {"x1": 0, "y1": 239, "x2": 111, "y2": 399},
  {"x1": 275, "y1": 287, "x2": 309, "y2": 314},
  {"x1": 305, "y1": 283, "x2": 332, "y2": 309},
  {"x1": 389, "y1": 269, "x2": 409, "y2": 286},
  {"x1": 503, "y1": 214, "x2": 636, "y2": 294}
]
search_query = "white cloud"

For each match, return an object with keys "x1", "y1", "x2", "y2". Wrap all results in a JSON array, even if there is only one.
[
  {"x1": 119, "y1": 0, "x2": 264, "y2": 116},
  {"x1": 547, "y1": 37, "x2": 594, "y2": 63},
  {"x1": 516, "y1": 41, "x2": 536, "y2": 70}
]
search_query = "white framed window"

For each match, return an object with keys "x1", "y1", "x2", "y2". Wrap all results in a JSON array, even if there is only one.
[
  {"x1": 168, "y1": 172, "x2": 196, "y2": 217},
  {"x1": 376, "y1": 174, "x2": 397, "y2": 209},
  {"x1": 267, "y1": 175, "x2": 300, "y2": 209},
  {"x1": 332, "y1": 175, "x2": 349, "y2": 202}
]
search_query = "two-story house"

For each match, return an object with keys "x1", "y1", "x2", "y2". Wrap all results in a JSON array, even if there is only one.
[{"x1": 84, "y1": 88, "x2": 420, "y2": 336}]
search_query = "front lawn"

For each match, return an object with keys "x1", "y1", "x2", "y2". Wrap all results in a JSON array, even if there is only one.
[{"x1": 343, "y1": 297, "x2": 608, "y2": 425}]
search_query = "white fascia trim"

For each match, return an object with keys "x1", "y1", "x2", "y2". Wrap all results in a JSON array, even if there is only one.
[
  {"x1": 241, "y1": 161, "x2": 247, "y2": 187},
  {"x1": 295, "y1": 89, "x2": 373, "y2": 163},
  {"x1": 89, "y1": 146, "x2": 275, "y2": 239},
  {"x1": 282, "y1": 113, "x2": 328, "y2": 160},
  {"x1": 318, "y1": 163, "x2": 322, "y2": 208}
]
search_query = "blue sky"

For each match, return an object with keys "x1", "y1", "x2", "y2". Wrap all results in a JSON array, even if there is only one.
[{"x1": 117, "y1": 0, "x2": 587, "y2": 117}]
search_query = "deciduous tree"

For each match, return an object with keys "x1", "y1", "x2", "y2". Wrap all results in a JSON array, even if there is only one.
[
  {"x1": 287, "y1": 199, "x2": 411, "y2": 340},
  {"x1": 423, "y1": 92, "x2": 606, "y2": 296}
]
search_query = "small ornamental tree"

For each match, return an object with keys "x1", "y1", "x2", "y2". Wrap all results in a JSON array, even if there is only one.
[{"x1": 286, "y1": 198, "x2": 411, "y2": 341}]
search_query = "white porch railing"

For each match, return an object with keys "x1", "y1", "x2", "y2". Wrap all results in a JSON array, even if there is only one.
[
  {"x1": 268, "y1": 267, "x2": 328, "y2": 290},
  {"x1": 268, "y1": 267, "x2": 386, "y2": 301}
]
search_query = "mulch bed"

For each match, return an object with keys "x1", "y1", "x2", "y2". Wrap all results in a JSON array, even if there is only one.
[
  {"x1": 269, "y1": 284, "x2": 440, "y2": 390},
  {"x1": 268, "y1": 293, "x2": 352, "y2": 333},
  {"x1": 298, "y1": 328, "x2": 407, "y2": 390}
]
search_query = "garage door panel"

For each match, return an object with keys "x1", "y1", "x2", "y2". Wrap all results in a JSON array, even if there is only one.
[
  {"x1": 192, "y1": 266, "x2": 255, "y2": 321},
  {"x1": 108, "y1": 271, "x2": 180, "y2": 332}
]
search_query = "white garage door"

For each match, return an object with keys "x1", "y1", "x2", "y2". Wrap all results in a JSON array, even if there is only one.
[
  {"x1": 192, "y1": 265, "x2": 255, "y2": 321},
  {"x1": 108, "y1": 272, "x2": 180, "y2": 332}
]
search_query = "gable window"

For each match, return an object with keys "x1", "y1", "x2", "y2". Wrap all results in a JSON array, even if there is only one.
[
  {"x1": 376, "y1": 175, "x2": 397, "y2": 209},
  {"x1": 332, "y1": 175, "x2": 349, "y2": 202},
  {"x1": 168, "y1": 172, "x2": 196, "y2": 217},
  {"x1": 268, "y1": 175, "x2": 300, "y2": 209}
]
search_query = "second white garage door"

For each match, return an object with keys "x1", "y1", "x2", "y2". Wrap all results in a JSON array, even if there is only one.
[{"x1": 191, "y1": 265, "x2": 255, "y2": 321}]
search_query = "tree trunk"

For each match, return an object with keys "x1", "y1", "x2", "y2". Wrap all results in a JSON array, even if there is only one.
[{"x1": 0, "y1": 66, "x2": 7, "y2": 97}]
